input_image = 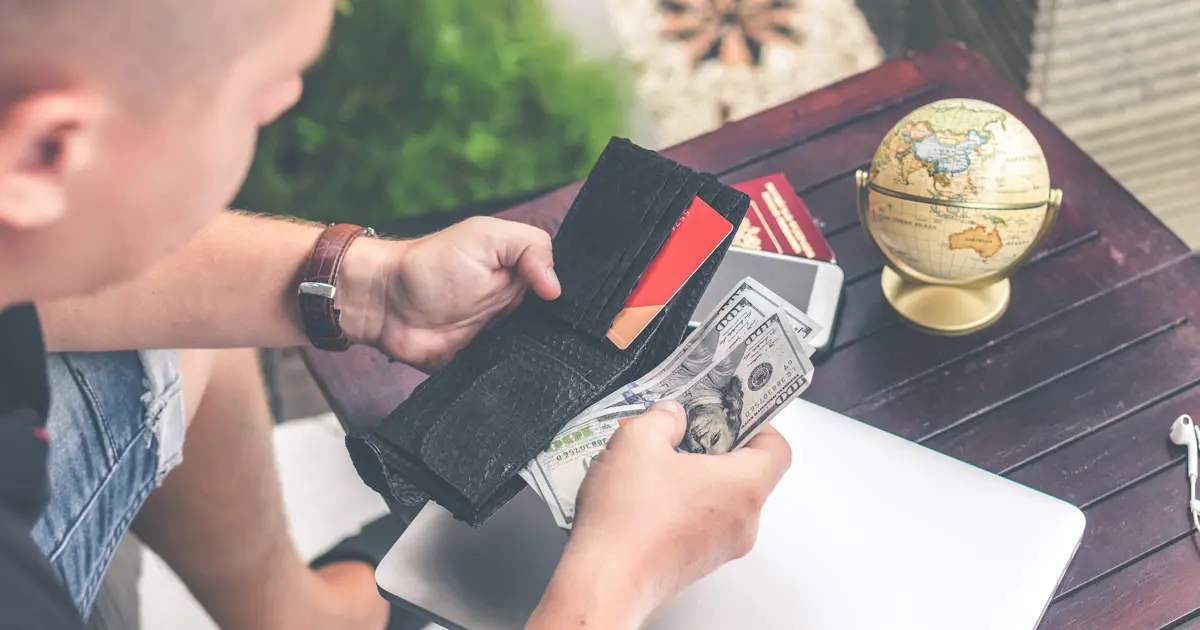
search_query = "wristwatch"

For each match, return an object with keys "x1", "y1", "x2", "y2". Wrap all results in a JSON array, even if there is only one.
[{"x1": 298, "y1": 223, "x2": 376, "y2": 351}]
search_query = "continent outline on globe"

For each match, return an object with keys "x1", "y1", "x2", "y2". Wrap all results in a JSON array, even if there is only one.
[
  {"x1": 860, "y1": 98, "x2": 1059, "y2": 285},
  {"x1": 947, "y1": 225, "x2": 1004, "y2": 259}
]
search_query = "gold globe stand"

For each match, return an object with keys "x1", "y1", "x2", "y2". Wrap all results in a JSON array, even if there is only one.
[
  {"x1": 880, "y1": 267, "x2": 1010, "y2": 336},
  {"x1": 856, "y1": 171, "x2": 1063, "y2": 336}
]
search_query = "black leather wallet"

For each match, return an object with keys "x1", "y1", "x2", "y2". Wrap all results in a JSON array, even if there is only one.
[{"x1": 346, "y1": 138, "x2": 751, "y2": 525}]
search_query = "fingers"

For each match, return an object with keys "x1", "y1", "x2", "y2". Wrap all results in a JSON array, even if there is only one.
[
  {"x1": 482, "y1": 218, "x2": 560, "y2": 301},
  {"x1": 645, "y1": 400, "x2": 688, "y2": 445},
  {"x1": 615, "y1": 400, "x2": 687, "y2": 448},
  {"x1": 734, "y1": 425, "x2": 793, "y2": 487}
]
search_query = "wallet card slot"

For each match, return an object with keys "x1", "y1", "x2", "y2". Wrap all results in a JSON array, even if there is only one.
[
  {"x1": 568, "y1": 171, "x2": 737, "y2": 344},
  {"x1": 575, "y1": 165, "x2": 693, "y2": 334},
  {"x1": 570, "y1": 163, "x2": 683, "y2": 327},
  {"x1": 579, "y1": 167, "x2": 710, "y2": 336},
  {"x1": 548, "y1": 141, "x2": 684, "y2": 337},
  {"x1": 546, "y1": 138, "x2": 719, "y2": 343}
]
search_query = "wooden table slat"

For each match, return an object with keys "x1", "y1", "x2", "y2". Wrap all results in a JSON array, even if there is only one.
[
  {"x1": 925, "y1": 323, "x2": 1200, "y2": 471},
  {"x1": 793, "y1": 170, "x2": 869, "y2": 237},
  {"x1": 1170, "y1": 610, "x2": 1200, "y2": 629},
  {"x1": 821, "y1": 224, "x2": 888, "y2": 284},
  {"x1": 825, "y1": 272, "x2": 897, "y2": 349},
  {"x1": 1061, "y1": 460, "x2": 1194, "y2": 595},
  {"x1": 1040, "y1": 535, "x2": 1200, "y2": 630},
  {"x1": 858, "y1": 257, "x2": 1200, "y2": 444},
  {"x1": 817, "y1": 239, "x2": 1185, "y2": 413},
  {"x1": 1007, "y1": 385, "x2": 1200, "y2": 507}
]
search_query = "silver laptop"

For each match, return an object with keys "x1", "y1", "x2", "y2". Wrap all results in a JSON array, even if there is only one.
[{"x1": 376, "y1": 399, "x2": 1085, "y2": 630}]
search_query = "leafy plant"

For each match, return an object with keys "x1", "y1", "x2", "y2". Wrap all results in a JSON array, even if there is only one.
[{"x1": 238, "y1": 0, "x2": 629, "y2": 224}]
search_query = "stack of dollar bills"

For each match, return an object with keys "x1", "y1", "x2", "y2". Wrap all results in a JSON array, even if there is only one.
[{"x1": 519, "y1": 278, "x2": 820, "y2": 529}]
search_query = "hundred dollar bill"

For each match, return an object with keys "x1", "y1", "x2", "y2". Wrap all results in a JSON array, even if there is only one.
[
  {"x1": 592, "y1": 277, "x2": 820, "y2": 412},
  {"x1": 526, "y1": 310, "x2": 813, "y2": 525},
  {"x1": 694, "y1": 277, "x2": 821, "y2": 357},
  {"x1": 736, "y1": 277, "x2": 823, "y2": 348},
  {"x1": 522, "y1": 279, "x2": 820, "y2": 523},
  {"x1": 516, "y1": 467, "x2": 545, "y2": 502},
  {"x1": 518, "y1": 406, "x2": 604, "y2": 502},
  {"x1": 676, "y1": 308, "x2": 813, "y2": 455},
  {"x1": 528, "y1": 405, "x2": 645, "y2": 529}
]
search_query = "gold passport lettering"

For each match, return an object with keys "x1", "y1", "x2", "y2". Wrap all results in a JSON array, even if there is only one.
[
  {"x1": 733, "y1": 217, "x2": 764, "y2": 250},
  {"x1": 747, "y1": 200, "x2": 785, "y2": 251},
  {"x1": 763, "y1": 182, "x2": 815, "y2": 258}
]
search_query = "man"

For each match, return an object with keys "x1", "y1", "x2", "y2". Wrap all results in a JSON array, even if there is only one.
[{"x1": 0, "y1": 1, "x2": 792, "y2": 629}]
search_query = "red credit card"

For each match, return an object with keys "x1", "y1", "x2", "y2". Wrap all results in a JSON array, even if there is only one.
[
  {"x1": 606, "y1": 197, "x2": 733, "y2": 350},
  {"x1": 732, "y1": 174, "x2": 835, "y2": 262}
]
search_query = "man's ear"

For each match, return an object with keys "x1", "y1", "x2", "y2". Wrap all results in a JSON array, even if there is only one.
[{"x1": 0, "y1": 91, "x2": 105, "y2": 230}]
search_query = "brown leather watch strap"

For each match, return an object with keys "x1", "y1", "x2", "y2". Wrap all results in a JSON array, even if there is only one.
[{"x1": 298, "y1": 224, "x2": 375, "y2": 352}]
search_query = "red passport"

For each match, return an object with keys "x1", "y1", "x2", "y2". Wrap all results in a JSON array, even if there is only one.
[{"x1": 732, "y1": 174, "x2": 835, "y2": 262}]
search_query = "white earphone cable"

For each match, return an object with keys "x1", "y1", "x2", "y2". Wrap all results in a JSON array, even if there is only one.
[
  {"x1": 1191, "y1": 424, "x2": 1200, "y2": 535},
  {"x1": 1192, "y1": 474, "x2": 1200, "y2": 535}
]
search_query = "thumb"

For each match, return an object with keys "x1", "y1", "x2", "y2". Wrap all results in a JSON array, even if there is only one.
[
  {"x1": 624, "y1": 400, "x2": 687, "y2": 447},
  {"x1": 729, "y1": 424, "x2": 792, "y2": 489},
  {"x1": 491, "y1": 220, "x2": 560, "y2": 301}
]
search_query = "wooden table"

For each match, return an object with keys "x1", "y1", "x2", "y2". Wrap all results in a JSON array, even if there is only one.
[{"x1": 305, "y1": 42, "x2": 1200, "y2": 629}]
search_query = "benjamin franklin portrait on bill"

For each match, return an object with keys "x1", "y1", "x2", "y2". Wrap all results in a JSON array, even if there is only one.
[{"x1": 677, "y1": 343, "x2": 747, "y2": 455}]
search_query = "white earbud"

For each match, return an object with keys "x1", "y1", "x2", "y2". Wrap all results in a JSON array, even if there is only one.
[
  {"x1": 1169, "y1": 414, "x2": 1200, "y2": 534},
  {"x1": 1170, "y1": 414, "x2": 1197, "y2": 477}
]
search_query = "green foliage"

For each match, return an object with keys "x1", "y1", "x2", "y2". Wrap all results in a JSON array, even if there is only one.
[{"x1": 238, "y1": 0, "x2": 629, "y2": 224}]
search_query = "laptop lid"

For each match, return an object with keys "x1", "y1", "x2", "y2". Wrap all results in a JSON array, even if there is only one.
[{"x1": 376, "y1": 399, "x2": 1085, "y2": 630}]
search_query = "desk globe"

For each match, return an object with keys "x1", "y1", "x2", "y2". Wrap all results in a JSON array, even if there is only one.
[{"x1": 856, "y1": 98, "x2": 1063, "y2": 335}]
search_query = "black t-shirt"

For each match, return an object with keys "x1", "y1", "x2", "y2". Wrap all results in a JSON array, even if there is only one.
[{"x1": 0, "y1": 305, "x2": 84, "y2": 630}]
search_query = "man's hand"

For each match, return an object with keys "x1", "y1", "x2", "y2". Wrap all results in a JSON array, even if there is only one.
[
  {"x1": 527, "y1": 401, "x2": 792, "y2": 629},
  {"x1": 346, "y1": 217, "x2": 561, "y2": 371}
]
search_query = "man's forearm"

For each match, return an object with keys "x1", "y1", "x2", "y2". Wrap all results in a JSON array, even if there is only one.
[
  {"x1": 39, "y1": 212, "x2": 390, "y2": 352},
  {"x1": 527, "y1": 543, "x2": 652, "y2": 630}
]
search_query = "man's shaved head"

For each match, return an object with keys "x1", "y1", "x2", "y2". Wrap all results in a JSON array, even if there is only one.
[
  {"x1": 0, "y1": 0, "x2": 334, "y2": 305},
  {"x1": 0, "y1": 0, "x2": 275, "y2": 108}
]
